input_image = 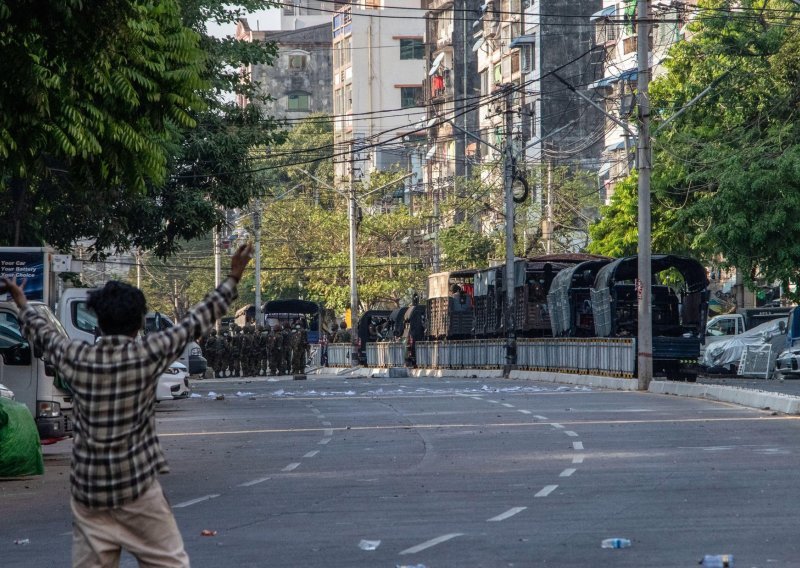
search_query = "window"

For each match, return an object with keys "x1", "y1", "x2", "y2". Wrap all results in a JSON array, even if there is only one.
[
  {"x1": 480, "y1": 70, "x2": 488, "y2": 95},
  {"x1": 72, "y1": 301, "x2": 98, "y2": 334},
  {"x1": 288, "y1": 54, "x2": 307, "y2": 71},
  {"x1": 400, "y1": 86, "x2": 423, "y2": 108},
  {"x1": 493, "y1": 63, "x2": 502, "y2": 84},
  {"x1": 521, "y1": 41, "x2": 535, "y2": 73},
  {"x1": 287, "y1": 92, "x2": 310, "y2": 111},
  {"x1": 511, "y1": 52, "x2": 520, "y2": 75},
  {"x1": 400, "y1": 38, "x2": 424, "y2": 60}
]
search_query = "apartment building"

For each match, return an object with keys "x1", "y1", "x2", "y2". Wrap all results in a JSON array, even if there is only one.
[
  {"x1": 331, "y1": 0, "x2": 427, "y2": 186},
  {"x1": 236, "y1": 2, "x2": 334, "y2": 119},
  {"x1": 590, "y1": 0, "x2": 692, "y2": 202}
]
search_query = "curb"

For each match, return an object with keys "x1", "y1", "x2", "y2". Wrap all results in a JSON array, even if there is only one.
[{"x1": 648, "y1": 381, "x2": 800, "y2": 414}]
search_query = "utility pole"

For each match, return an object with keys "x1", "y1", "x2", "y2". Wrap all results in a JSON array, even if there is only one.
[
  {"x1": 136, "y1": 249, "x2": 142, "y2": 289},
  {"x1": 502, "y1": 84, "x2": 516, "y2": 371},
  {"x1": 545, "y1": 158, "x2": 553, "y2": 254},
  {"x1": 348, "y1": 143, "x2": 359, "y2": 367},
  {"x1": 253, "y1": 199, "x2": 262, "y2": 328},
  {"x1": 636, "y1": 0, "x2": 653, "y2": 390},
  {"x1": 432, "y1": 179, "x2": 440, "y2": 272}
]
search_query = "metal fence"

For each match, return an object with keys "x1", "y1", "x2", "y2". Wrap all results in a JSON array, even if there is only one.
[
  {"x1": 366, "y1": 341, "x2": 407, "y2": 368},
  {"x1": 327, "y1": 344, "x2": 352, "y2": 367},
  {"x1": 414, "y1": 338, "x2": 635, "y2": 377}
]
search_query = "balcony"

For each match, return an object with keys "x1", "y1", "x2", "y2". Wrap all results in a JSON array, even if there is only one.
[
  {"x1": 425, "y1": 0, "x2": 454, "y2": 13},
  {"x1": 430, "y1": 70, "x2": 453, "y2": 101}
]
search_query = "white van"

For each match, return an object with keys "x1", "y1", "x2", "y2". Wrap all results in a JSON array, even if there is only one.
[
  {"x1": 0, "y1": 301, "x2": 73, "y2": 441},
  {"x1": 57, "y1": 288, "x2": 207, "y2": 379}
]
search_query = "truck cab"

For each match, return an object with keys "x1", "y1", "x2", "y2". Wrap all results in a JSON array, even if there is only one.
[
  {"x1": 704, "y1": 314, "x2": 746, "y2": 350},
  {"x1": 0, "y1": 301, "x2": 73, "y2": 442},
  {"x1": 57, "y1": 289, "x2": 207, "y2": 379}
]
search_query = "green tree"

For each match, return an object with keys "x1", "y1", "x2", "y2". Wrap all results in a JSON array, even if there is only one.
[
  {"x1": 645, "y1": 0, "x2": 800, "y2": 293},
  {"x1": 438, "y1": 222, "x2": 494, "y2": 270}
]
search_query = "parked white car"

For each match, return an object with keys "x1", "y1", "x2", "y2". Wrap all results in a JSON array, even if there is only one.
[
  {"x1": 157, "y1": 363, "x2": 190, "y2": 401},
  {"x1": 0, "y1": 383, "x2": 14, "y2": 400}
]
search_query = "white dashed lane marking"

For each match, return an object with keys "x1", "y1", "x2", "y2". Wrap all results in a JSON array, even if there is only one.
[
  {"x1": 324, "y1": 428, "x2": 334, "y2": 436},
  {"x1": 321, "y1": 421, "x2": 332, "y2": 426},
  {"x1": 518, "y1": 409, "x2": 531, "y2": 414},
  {"x1": 565, "y1": 431, "x2": 579, "y2": 437},
  {"x1": 502, "y1": 403, "x2": 514, "y2": 408},
  {"x1": 282, "y1": 463, "x2": 301, "y2": 472},
  {"x1": 173, "y1": 494, "x2": 220, "y2": 508},
  {"x1": 487, "y1": 507, "x2": 527, "y2": 522},
  {"x1": 239, "y1": 476, "x2": 271, "y2": 487},
  {"x1": 399, "y1": 533, "x2": 464, "y2": 555},
  {"x1": 319, "y1": 438, "x2": 332, "y2": 445},
  {"x1": 573, "y1": 441, "x2": 584, "y2": 450},
  {"x1": 488, "y1": 400, "x2": 500, "y2": 404},
  {"x1": 560, "y1": 468, "x2": 576, "y2": 477},
  {"x1": 304, "y1": 450, "x2": 319, "y2": 458},
  {"x1": 551, "y1": 423, "x2": 565, "y2": 429},
  {"x1": 534, "y1": 415, "x2": 548, "y2": 420},
  {"x1": 535, "y1": 485, "x2": 558, "y2": 498},
  {"x1": 573, "y1": 455, "x2": 585, "y2": 464}
]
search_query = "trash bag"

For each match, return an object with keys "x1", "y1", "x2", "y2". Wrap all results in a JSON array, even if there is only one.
[{"x1": 0, "y1": 398, "x2": 44, "y2": 477}]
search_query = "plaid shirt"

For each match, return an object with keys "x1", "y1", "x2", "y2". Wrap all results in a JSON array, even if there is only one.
[{"x1": 19, "y1": 278, "x2": 238, "y2": 508}]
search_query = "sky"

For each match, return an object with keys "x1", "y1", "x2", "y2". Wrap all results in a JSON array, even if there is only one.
[{"x1": 205, "y1": 9, "x2": 281, "y2": 38}]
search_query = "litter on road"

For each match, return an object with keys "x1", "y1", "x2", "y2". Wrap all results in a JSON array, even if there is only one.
[{"x1": 358, "y1": 539, "x2": 380, "y2": 550}]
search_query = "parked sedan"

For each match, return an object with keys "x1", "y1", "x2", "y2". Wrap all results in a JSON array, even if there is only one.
[
  {"x1": 774, "y1": 348, "x2": 800, "y2": 379},
  {"x1": 156, "y1": 362, "x2": 190, "y2": 401}
]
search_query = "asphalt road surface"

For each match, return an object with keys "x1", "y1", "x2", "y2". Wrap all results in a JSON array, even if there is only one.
[{"x1": 3, "y1": 373, "x2": 800, "y2": 567}]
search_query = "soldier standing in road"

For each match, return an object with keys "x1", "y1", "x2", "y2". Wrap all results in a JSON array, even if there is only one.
[
  {"x1": 240, "y1": 325, "x2": 254, "y2": 377},
  {"x1": 290, "y1": 325, "x2": 309, "y2": 374},
  {"x1": 228, "y1": 324, "x2": 242, "y2": 377},
  {"x1": 269, "y1": 324, "x2": 283, "y2": 375},
  {"x1": 205, "y1": 330, "x2": 220, "y2": 378},
  {"x1": 280, "y1": 323, "x2": 292, "y2": 375}
]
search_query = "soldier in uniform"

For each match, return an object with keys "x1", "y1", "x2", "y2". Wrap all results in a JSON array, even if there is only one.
[
  {"x1": 240, "y1": 325, "x2": 254, "y2": 377},
  {"x1": 205, "y1": 330, "x2": 221, "y2": 378},
  {"x1": 290, "y1": 325, "x2": 309, "y2": 374},
  {"x1": 280, "y1": 323, "x2": 292, "y2": 375},
  {"x1": 334, "y1": 323, "x2": 352, "y2": 344},
  {"x1": 256, "y1": 325, "x2": 268, "y2": 376},
  {"x1": 269, "y1": 324, "x2": 283, "y2": 375},
  {"x1": 220, "y1": 330, "x2": 232, "y2": 377},
  {"x1": 228, "y1": 324, "x2": 242, "y2": 377}
]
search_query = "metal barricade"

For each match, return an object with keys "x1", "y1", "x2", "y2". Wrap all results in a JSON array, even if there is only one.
[
  {"x1": 516, "y1": 337, "x2": 636, "y2": 377},
  {"x1": 327, "y1": 344, "x2": 351, "y2": 367},
  {"x1": 366, "y1": 342, "x2": 408, "y2": 368}
]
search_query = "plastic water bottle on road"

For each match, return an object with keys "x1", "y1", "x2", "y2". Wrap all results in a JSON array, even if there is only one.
[
  {"x1": 700, "y1": 554, "x2": 734, "y2": 567},
  {"x1": 601, "y1": 538, "x2": 631, "y2": 549}
]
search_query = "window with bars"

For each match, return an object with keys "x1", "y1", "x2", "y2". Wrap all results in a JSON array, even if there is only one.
[
  {"x1": 287, "y1": 92, "x2": 310, "y2": 111},
  {"x1": 400, "y1": 86, "x2": 423, "y2": 108}
]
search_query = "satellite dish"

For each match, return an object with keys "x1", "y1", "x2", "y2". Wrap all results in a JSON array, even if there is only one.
[
  {"x1": 472, "y1": 37, "x2": 485, "y2": 52},
  {"x1": 427, "y1": 117, "x2": 438, "y2": 127},
  {"x1": 425, "y1": 144, "x2": 436, "y2": 159},
  {"x1": 428, "y1": 52, "x2": 445, "y2": 76}
]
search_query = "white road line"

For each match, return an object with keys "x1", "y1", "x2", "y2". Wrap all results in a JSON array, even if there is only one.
[
  {"x1": 551, "y1": 423, "x2": 565, "y2": 429},
  {"x1": 565, "y1": 431, "x2": 579, "y2": 437},
  {"x1": 304, "y1": 450, "x2": 319, "y2": 458},
  {"x1": 487, "y1": 506, "x2": 527, "y2": 522},
  {"x1": 573, "y1": 441, "x2": 584, "y2": 450},
  {"x1": 572, "y1": 455, "x2": 585, "y2": 464},
  {"x1": 239, "y1": 476, "x2": 272, "y2": 487},
  {"x1": 321, "y1": 421, "x2": 332, "y2": 426},
  {"x1": 502, "y1": 403, "x2": 514, "y2": 408},
  {"x1": 324, "y1": 428, "x2": 334, "y2": 436},
  {"x1": 173, "y1": 494, "x2": 220, "y2": 508},
  {"x1": 560, "y1": 468, "x2": 576, "y2": 477},
  {"x1": 488, "y1": 400, "x2": 500, "y2": 404},
  {"x1": 535, "y1": 485, "x2": 558, "y2": 498},
  {"x1": 399, "y1": 533, "x2": 464, "y2": 555},
  {"x1": 533, "y1": 415, "x2": 548, "y2": 420},
  {"x1": 518, "y1": 409, "x2": 531, "y2": 414},
  {"x1": 319, "y1": 437, "x2": 332, "y2": 445},
  {"x1": 282, "y1": 463, "x2": 301, "y2": 472},
  {"x1": 471, "y1": 396, "x2": 483, "y2": 400}
]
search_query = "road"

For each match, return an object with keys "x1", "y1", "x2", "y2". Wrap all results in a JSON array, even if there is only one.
[{"x1": 3, "y1": 373, "x2": 800, "y2": 567}]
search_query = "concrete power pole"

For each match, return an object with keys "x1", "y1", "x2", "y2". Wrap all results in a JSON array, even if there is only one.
[
  {"x1": 348, "y1": 144, "x2": 359, "y2": 367},
  {"x1": 503, "y1": 85, "x2": 517, "y2": 371},
  {"x1": 253, "y1": 199, "x2": 262, "y2": 328},
  {"x1": 636, "y1": 0, "x2": 653, "y2": 390}
]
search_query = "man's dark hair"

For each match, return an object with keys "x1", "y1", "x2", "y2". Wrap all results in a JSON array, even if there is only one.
[{"x1": 86, "y1": 281, "x2": 147, "y2": 336}]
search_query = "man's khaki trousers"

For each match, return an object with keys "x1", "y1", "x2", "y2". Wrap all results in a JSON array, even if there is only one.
[{"x1": 71, "y1": 479, "x2": 190, "y2": 568}]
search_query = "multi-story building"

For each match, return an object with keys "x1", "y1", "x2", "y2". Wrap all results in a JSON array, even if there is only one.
[
  {"x1": 423, "y1": 0, "x2": 482, "y2": 187},
  {"x1": 331, "y1": 0, "x2": 427, "y2": 186},
  {"x1": 590, "y1": 0, "x2": 693, "y2": 202},
  {"x1": 520, "y1": 0, "x2": 604, "y2": 173},
  {"x1": 236, "y1": 8, "x2": 333, "y2": 120}
]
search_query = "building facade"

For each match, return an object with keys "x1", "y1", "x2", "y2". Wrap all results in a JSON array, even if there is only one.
[
  {"x1": 331, "y1": 0, "x2": 427, "y2": 186},
  {"x1": 236, "y1": 16, "x2": 333, "y2": 120}
]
